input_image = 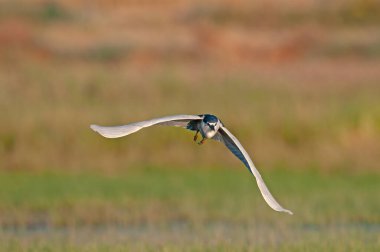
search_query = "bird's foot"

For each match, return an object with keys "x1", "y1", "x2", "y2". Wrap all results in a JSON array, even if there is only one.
[
  {"x1": 198, "y1": 138, "x2": 205, "y2": 145},
  {"x1": 193, "y1": 131, "x2": 199, "y2": 142}
]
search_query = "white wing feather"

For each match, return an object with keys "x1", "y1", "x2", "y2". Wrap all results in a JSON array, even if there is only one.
[
  {"x1": 90, "y1": 114, "x2": 202, "y2": 138},
  {"x1": 218, "y1": 126, "x2": 293, "y2": 215}
]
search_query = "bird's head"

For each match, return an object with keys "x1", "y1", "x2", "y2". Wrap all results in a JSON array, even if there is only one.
[{"x1": 203, "y1": 114, "x2": 219, "y2": 131}]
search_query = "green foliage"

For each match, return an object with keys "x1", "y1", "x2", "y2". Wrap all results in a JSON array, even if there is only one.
[
  {"x1": 183, "y1": 0, "x2": 380, "y2": 27},
  {"x1": 39, "y1": 2, "x2": 68, "y2": 22}
]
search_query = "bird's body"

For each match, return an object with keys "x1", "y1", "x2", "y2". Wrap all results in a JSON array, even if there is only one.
[
  {"x1": 187, "y1": 114, "x2": 221, "y2": 142},
  {"x1": 198, "y1": 114, "x2": 221, "y2": 139},
  {"x1": 91, "y1": 114, "x2": 293, "y2": 215}
]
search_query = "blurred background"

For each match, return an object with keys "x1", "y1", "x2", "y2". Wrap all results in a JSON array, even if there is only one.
[{"x1": 0, "y1": 0, "x2": 379, "y2": 251}]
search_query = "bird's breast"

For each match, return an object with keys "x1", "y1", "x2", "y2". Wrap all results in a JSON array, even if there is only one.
[
  {"x1": 204, "y1": 130, "x2": 217, "y2": 138},
  {"x1": 200, "y1": 125, "x2": 217, "y2": 138}
]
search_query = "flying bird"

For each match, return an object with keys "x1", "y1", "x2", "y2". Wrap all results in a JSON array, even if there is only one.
[{"x1": 90, "y1": 114, "x2": 293, "y2": 215}]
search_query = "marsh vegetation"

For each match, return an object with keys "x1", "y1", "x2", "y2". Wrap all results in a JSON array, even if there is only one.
[{"x1": 1, "y1": 0, "x2": 379, "y2": 250}]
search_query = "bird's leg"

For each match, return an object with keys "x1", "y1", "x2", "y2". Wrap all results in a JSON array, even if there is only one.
[
  {"x1": 193, "y1": 130, "x2": 199, "y2": 142},
  {"x1": 198, "y1": 138, "x2": 206, "y2": 145}
]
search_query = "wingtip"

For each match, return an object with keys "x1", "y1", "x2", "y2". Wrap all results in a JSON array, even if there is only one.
[
  {"x1": 283, "y1": 209, "x2": 293, "y2": 215},
  {"x1": 90, "y1": 124, "x2": 97, "y2": 130},
  {"x1": 90, "y1": 124, "x2": 100, "y2": 133}
]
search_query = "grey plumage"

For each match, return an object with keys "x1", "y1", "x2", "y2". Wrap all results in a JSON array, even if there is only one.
[{"x1": 90, "y1": 114, "x2": 293, "y2": 215}]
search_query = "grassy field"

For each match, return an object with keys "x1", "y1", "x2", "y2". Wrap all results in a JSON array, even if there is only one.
[
  {"x1": 1, "y1": 0, "x2": 380, "y2": 251},
  {"x1": 1, "y1": 0, "x2": 380, "y2": 173},
  {"x1": 0, "y1": 168, "x2": 379, "y2": 251}
]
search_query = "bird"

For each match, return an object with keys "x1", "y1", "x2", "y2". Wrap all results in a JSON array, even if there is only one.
[{"x1": 90, "y1": 114, "x2": 293, "y2": 215}]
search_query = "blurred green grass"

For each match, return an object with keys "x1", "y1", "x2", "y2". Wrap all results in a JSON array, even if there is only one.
[{"x1": 0, "y1": 167, "x2": 379, "y2": 251}]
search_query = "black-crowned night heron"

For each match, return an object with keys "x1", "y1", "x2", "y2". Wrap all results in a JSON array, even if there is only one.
[{"x1": 91, "y1": 114, "x2": 293, "y2": 215}]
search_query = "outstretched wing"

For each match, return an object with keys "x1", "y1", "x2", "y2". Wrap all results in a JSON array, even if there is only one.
[
  {"x1": 91, "y1": 114, "x2": 202, "y2": 138},
  {"x1": 215, "y1": 126, "x2": 293, "y2": 215}
]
